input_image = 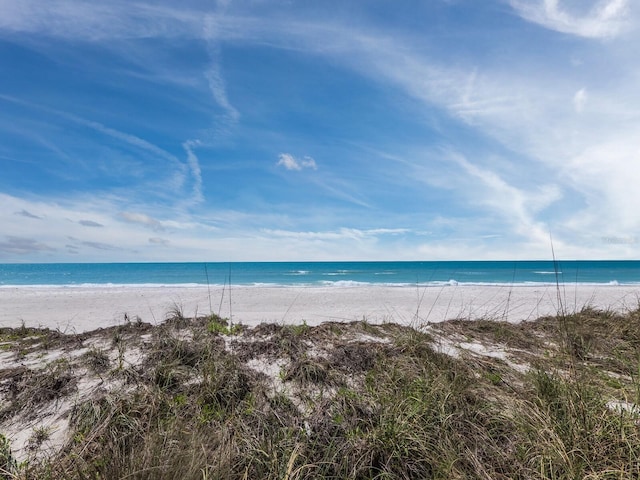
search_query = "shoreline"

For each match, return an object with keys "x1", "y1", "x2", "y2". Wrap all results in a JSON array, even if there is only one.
[{"x1": 1, "y1": 284, "x2": 639, "y2": 332}]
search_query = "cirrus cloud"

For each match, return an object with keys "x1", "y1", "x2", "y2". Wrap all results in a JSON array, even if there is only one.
[
  {"x1": 509, "y1": 0, "x2": 631, "y2": 38},
  {"x1": 118, "y1": 212, "x2": 165, "y2": 231}
]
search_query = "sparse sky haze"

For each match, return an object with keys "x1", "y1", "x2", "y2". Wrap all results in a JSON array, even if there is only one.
[{"x1": 1, "y1": 0, "x2": 638, "y2": 262}]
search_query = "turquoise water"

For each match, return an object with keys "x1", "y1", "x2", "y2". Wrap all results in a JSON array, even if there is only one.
[{"x1": 0, "y1": 261, "x2": 638, "y2": 287}]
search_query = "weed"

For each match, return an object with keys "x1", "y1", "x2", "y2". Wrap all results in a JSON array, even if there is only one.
[
  {"x1": 0, "y1": 433, "x2": 17, "y2": 479},
  {"x1": 283, "y1": 357, "x2": 330, "y2": 385},
  {"x1": 328, "y1": 342, "x2": 383, "y2": 373},
  {"x1": 287, "y1": 320, "x2": 309, "y2": 336},
  {"x1": 167, "y1": 302, "x2": 186, "y2": 322},
  {"x1": 28, "y1": 425, "x2": 51, "y2": 451},
  {"x1": 82, "y1": 347, "x2": 110, "y2": 374},
  {"x1": 206, "y1": 314, "x2": 242, "y2": 335}
]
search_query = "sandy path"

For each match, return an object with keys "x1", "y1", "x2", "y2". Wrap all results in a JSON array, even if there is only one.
[{"x1": 1, "y1": 284, "x2": 639, "y2": 332}]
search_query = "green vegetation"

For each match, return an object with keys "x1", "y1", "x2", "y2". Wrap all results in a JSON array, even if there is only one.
[
  {"x1": 1, "y1": 307, "x2": 640, "y2": 478},
  {"x1": 0, "y1": 433, "x2": 17, "y2": 479},
  {"x1": 206, "y1": 314, "x2": 242, "y2": 336}
]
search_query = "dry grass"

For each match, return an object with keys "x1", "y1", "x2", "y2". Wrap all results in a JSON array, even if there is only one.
[{"x1": 1, "y1": 309, "x2": 640, "y2": 479}]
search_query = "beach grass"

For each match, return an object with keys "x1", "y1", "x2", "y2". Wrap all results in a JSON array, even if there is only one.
[{"x1": 1, "y1": 308, "x2": 640, "y2": 479}]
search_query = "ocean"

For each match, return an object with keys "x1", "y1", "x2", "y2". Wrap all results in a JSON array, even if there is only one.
[{"x1": 0, "y1": 261, "x2": 638, "y2": 287}]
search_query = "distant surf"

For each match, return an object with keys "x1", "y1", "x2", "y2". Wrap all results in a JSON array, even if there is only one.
[{"x1": 0, "y1": 261, "x2": 638, "y2": 287}]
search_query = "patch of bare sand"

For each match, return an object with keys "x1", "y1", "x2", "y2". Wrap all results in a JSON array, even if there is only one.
[{"x1": 2, "y1": 284, "x2": 639, "y2": 332}]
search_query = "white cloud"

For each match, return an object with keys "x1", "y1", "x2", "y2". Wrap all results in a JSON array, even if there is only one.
[
  {"x1": 262, "y1": 227, "x2": 412, "y2": 248},
  {"x1": 118, "y1": 211, "x2": 165, "y2": 231},
  {"x1": 573, "y1": 88, "x2": 588, "y2": 113},
  {"x1": 277, "y1": 153, "x2": 318, "y2": 171},
  {"x1": 298, "y1": 18, "x2": 639, "y2": 253},
  {"x1": 366, "y1": 228, "x2": 410, "y2": 235},
  {"x1": 0, "y1": 0, "x2": 204, "y2": 41},
  {"x1": 0, "y1": 193, "x2": 205, "y2": 261},
  {"x1": 262, "y1": 227, "x2": 410, "y2": 241},
  {"x1": 509, "y1": 0, "x2": 631, "y2": 38},
  {"x1": 448, "y1": 152, "x2": 562, "y2": 246},
  {"x1": 562, "y1": 136, "x2": 640, "y2": 232},
  {"x1": 264, "y1": 228, "x2": 358, "y2": 240},
  {"x1": 2, "y1": 3, "x2": 640, "y2": 260},
  {"x1": 182, "y1": 140, "x2": 204, "y2": 204},
  {"x1": 204, "y1": 64, "x2": 240, "y2": 126},
  {"x1": 277, "y1": 153, "x2": 299, "y2": 170},
  {"x1": 301, "y1": 156, "x2": 317, "y2": 169}
]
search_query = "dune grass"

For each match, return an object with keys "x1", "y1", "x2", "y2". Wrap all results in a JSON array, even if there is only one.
[{"x1": 1, "y1": 307, "x2": 640, "y2": 479}]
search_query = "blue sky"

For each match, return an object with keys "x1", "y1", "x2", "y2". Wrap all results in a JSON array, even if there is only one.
[{"x1": 1, "y1": 0, "x2": 639, "y2": 262}]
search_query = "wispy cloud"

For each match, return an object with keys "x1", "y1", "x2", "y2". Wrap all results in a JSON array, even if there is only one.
[
  {"x1": 296, "y1": 14, "x2": 639, "y2": 253},
  {"x1": 263, "y1": 227, "x2": 409, "y2": 241},
  {"x1": 449, "y1": 152, "x2": 562, "y2": 245},
  {"x1": 0, "y1": 0, "x2": 204, "y2": 41},
  {"x1": 509, "y1": 0, "x2": 631, "y2": 38},
  {"x1": 2, "y1": 1, "x2": 640, "y2": 260},
  {"x1": 204, "y1": 64, "x2": 240, "y2": 128},
  {"x1": 277, "y1": 153, "x2": 318, "y2": 171},
  {"x1": 0, "y1": 94, "x2": 190, "y2": 192},
  {"x1": 118, "y1": 212, "x2": 165, "y2": 231},
  {"x1": 573, "y1": 88, "x2": 588, "y2": 113},
  {"x1": 182, "y1": 140, "x2": 204, "y2": 204}
]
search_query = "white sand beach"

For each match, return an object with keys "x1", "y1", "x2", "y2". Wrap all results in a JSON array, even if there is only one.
[{"x1": 1, "y1": 284, "x2": 639, "y2": 332}]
